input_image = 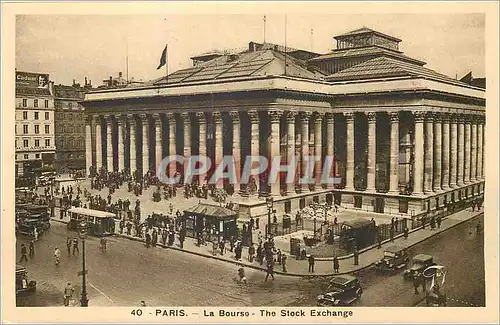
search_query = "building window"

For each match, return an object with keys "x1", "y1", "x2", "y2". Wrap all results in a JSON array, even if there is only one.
[
  {"x1": 451, "y1": 192, "x2": 455, "y2": 202},
  {"x1": 34, "y1": 99, "x2": 38, "y2": 107},
  {"x1": 69, "y1": 102, "x2": 73, "y2": 109},
  {"x1": 15, "y1": 139, "x2": 17, "y2": 148},
  {"x1": 60, "y1": 139, "x2": 64, "y2": 148},
  {"x1": 45, "y1": 139, "x2": 50, "y2": 147},
  {"x1": 23, "y1": 125, "x2": 28, "y2": 134},
  {"x1": 354, "y1": 195, "x2": 362, "y2": 208},
  {"x1": 45, "y1": 125, "x2": 50, "y2": 134},
  {"x1": 399, "y1": 200, "x2": 408, "y2": 213},
  {"x1": 22, "y1": 99, "x2": 27, "y2": 107},
  {"x1": 34, "y1": 111, "x2": 39, "y2": 120},
  {"x1": 35, "y1": 153, "x2": 40, "y2": 159},
  {"x1": 34, "y1": 139, "x2": 40, "y2": 147},
  {"x1": 24, "y1": 154, "x2": 29, "y2": 160},
  {"x1": 34, "y1": 125, "x2": 40, "y2": 134},
  {"x1": 465, "y1": 189, "x2": 469, "y2": 197},
  {"x1": 284, "y1": 201, "x2": 291, "y2": 214},
  {"x1": 45, "y1": 112, "x2": 50, "y2": 120},
  {"x1": 23, "y1": 139, "x2": 28, "y2": 147},
  {"x1": 23, "y1": 111, "x2": 28, "y2": 120},
  {"x1": 44, "y1": 100, "x2": 49, "y2": 108}
]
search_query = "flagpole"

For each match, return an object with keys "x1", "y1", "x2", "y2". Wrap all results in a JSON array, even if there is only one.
[
  {"x1": 284, "y1": 14, "x2": 287, "y2": 77},
  {"x1": 263, "y1": 15, "x2": 267, "y2": 43},
  {"x1": 126, "y1": 40, "x2": 129, "y2": 84},
  {"x1": 165, "y1": 44, "x2": 168, "y2": 83}
]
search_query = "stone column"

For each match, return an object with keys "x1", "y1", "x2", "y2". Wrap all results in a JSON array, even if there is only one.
[
  {"x1": 366, "y1": 112, "x2": 377, "y2": 192},
  {"x1": 389, "y1": 112, "x2": 400, "y2": 194},
  {"x1": 85, "y1": 116, "x2": 92, "y2": 177},
  {"x1": 449, "y1": 115, "x2": 458, "y2": 188},
  {"x1": 269, "y1": 110, "x2": 283, "y2": 196},
  {"x1": 300, "y1": 111, "x2": 312, "y2": 192},
  {"x1": 117, "y1": 115, "x2": 125, "y2": 172},
  {"x1": 326, "y1": 113, "x2": 335, "y2": 189},
  {"x1": 197, "y1": 112, "x2": 207, "y2": 184},
  {"x1": 286, "y1": 111, "x2": 297, "y2": 194},
  {"x1": 313, "y1": 112, "x2": 323, "y2": 190},
  {"x1": 477, "y1": 118, "x2": 484, "y2": 180},
  {"x1": 166, "y1": 113, "x2": 177, "y2": 178},
  {"x1": 441, "y1": 114, "x2": 450, "y2": 190},
  {"x1": 344, "y1": 112, "x2": 355, "y2": 191},
  {"x1": 424, "y1": 113, "x2": 434, "y2": 193},
  {"x1": 433, "y1": 113, "x2": 442, "y2": 192},
  {"x1": 154, "y1": 114, "x2": 163, "y2": 173},
  {"x1": 141, "y1": 114, "x2": 150, "y2": 175},
  {"x1": 470, "y1": 117, "x2": 477, "y2": 182},
  {"x1": 127, "y1": 114, "x2": 137, "y2": 175},
  {"x1": 230, "y1": 111, "x2": 241, "y2": 193},
  {"x1": 464, "y1": 116, "x2": 471, "y2": 183},
  {"x1": 412, "y1": 112, "x2": 425, "y2": 195},
  {"x1": 94, "y1": 115, "x2": 102, "y2": 169},
  {"x1": 182, "y1": 113, "x2": 191, "y2": 159},
  {"x1": 248, "y1": 110, "x2": 260, "y2": 195},
  {"x1": 105, "y1": 115, "x2": 114, "y2": 172},
  {"x1": 457, "y1": 115, "x2": 465, "y2": 186},
  {"x1": 213, "y1": 112, "x2": 223, "y2": 189}
]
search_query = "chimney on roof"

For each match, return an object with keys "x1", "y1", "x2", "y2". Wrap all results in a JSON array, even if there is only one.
[
  {"x1": 119, "y1": 72, "x2": 123, "y2": 78},
  {"x1": 84, "y1": 77, "x2": 88, "y2": 86},
  {"x1": 73, "y1": 79, "x2": 76, "y2": 86}
]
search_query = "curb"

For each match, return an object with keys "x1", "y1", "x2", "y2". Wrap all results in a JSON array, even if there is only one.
[{"x1": 50, "y1": 211, "x2": 483, "y2": 278}]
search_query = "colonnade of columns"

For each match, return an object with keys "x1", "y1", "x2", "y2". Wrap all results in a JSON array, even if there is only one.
[{"x1": 85, "y1": 110, "x2": 485, "y2": 197}]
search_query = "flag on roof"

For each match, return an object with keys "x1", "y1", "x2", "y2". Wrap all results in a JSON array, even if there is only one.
[{"x1": 157, "y1": 44, "x2": 168, "y2": 70}]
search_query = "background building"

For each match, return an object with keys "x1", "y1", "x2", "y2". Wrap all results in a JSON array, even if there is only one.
[
  {"x1": 54, "y1": 78, "x2": 93, "y2": 173},
  {"x1": 15, "y1": 71, "x2": 56, "y2": 183}
]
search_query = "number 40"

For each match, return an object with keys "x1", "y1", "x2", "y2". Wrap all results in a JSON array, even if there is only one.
[{"x1": 131, "y1": 309, "x2": 143, "y2": 316}]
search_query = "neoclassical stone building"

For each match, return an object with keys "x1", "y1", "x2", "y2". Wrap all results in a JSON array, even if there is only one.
[{"x1": 82, "y1": 28, "x2": 485, "y2": 219}]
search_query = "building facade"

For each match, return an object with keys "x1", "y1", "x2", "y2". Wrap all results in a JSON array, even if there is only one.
[
  {"x1": 54, "y1": 79, "x2": 93, "y2": 173},
  {"x1": 15, "y1": 71, "x2": 56, "y2": 179},
  {"x1": 81, "y1": 28, "x2": 485, "y2": 219}
]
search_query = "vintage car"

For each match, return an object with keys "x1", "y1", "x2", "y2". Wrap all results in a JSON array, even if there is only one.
[
  {"x1": 316, "y1": 275, "x2": 363, "y2": 306},
  {"x1": 16, "y1": 209, "x2": 51, "y2": 236},
  {"x1": 16, "y1": 265, "x2": 36, "y2": 296},
  {"x1": 403, "y1": 254, "x2": 436, "y2": 279},
  {"x1": 374, "y1": 246, "x2": 409, "y2": 273}
]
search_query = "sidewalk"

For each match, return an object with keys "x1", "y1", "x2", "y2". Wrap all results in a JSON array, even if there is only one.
[{"x1": 51, "y1": 207, "x2": 483, "y2": 277}]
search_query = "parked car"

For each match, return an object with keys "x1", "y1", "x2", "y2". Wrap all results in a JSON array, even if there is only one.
[
  {"x1": 316, "y1": 275, "x2": 363, "y2": 306},
  {"x1": 16, "y1": 265, "x2": 36, "y2": 296},
  {"x1": 403, "y1": 254, "x2": 436, "y2": 279},
  {"x1": 374, "y1": 246, "x2": 409, "y2": 273}
]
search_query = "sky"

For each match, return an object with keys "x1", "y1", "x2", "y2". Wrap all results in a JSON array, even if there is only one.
[{"x1": 15, "y1": 13, "x2": 485, "y2": 86}]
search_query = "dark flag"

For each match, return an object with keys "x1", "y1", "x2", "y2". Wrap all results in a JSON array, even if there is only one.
[{"x1": 156, "y1": 44, "x2": 168, "y2": 70}]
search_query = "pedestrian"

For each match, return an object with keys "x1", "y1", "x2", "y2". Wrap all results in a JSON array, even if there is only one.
[
  {"x1": 390, "y1": 228, "x2": 394, "y2": 242},
  {"x1": 430, "y1": 216, "x2": 436, "y2": 230},
  {"x1": 54, "y1": 247, "x2": 61, "y2": 266},
  {"x1": 437, "y1": 216, "x2": 442, "y2": 229},
  {"x1": 421, "y1": 216, "x2": 426, "y2": 229},
  {"x1": 377, "y1": 232, "x2": 382, "y2": 249},
  {"x1": 281, "y1": 253, "x2": 288, "y2": 273},
  {"x1": 100, "y1": 236, "x2": 107, "y2": 252},
  {"x1": 212, "y1": 240, "x2": 218, "y2": 256},
  {"x1": 229, "y1": 236, "x2": 235, "y2": 252},
  {"x1": 403, "y1": 227, "x2": 409, "y2": 239},
  {"x1": 391, "y1": 217, "x2": 395, "y2": 230},
  {"x1": 19, "y1": 244, "x2": 28, "y2": 263},
  {"x1": 238, "y1": 267, "x2": 247, "y2": 284},
  {"x1": 248, "y1": 244, "x2": 255, "y2": 262},
  {"x1": 308, "y1": 254, "x2": 315, "y2": 273},
  {"x1": 265, "y1": 259, "x2": 275, "y2": 282},
  {"x1": 72, "y1": 237, "x2": 79, "y2": 255},
  {"x1": 413, "y1": 275, "x2": 420, "y2": 294},
  {"x1": 145, "y1": 232, "x2": 151, "y2": 248},
  {"x1": 333, "y1": 255, "x2": 339, "y2": 273},
  {"x1": 394, "y1": 218, "x2": 399, "y2": 232},
  {"x1": 28, "y1": 240, "x2": 35, "y2": 259},
  {"x1": 65, "y1": 237, "x2": 72, "y2": 255},
  {"x1": 219, "y1": 239, "x2": 225, "y2": 256},
  {"x1": 179, "y1": 231, "x2": 185, "y2": 249},
  {"x1": 33, "y1": 227, "x2": 39, "y2": 242},
  {"x1": 257, "y1": 243, "x2": 264, "y2": 265},
  {"x1": 276, "y1": 249, "x2": 282, "y2": 265},
  {"x1": 235, "y1": 242, "x2": 243, "y2": 261},
  {"x1": 353, "y1": 248, "x2": 359, "y2": 266},
  {"x1": 63, "y1": 282, "x2": 74, "y2": 306}
]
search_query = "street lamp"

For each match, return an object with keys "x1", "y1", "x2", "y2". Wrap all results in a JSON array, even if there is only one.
[
  {"x1": 78, "y1": 220, "x2": 89, "y2": 307},
  {"x1": 266, "y1": 197, "x2": 274, "y2": 238}
]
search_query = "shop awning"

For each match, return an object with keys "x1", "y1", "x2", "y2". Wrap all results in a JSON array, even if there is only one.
[{"x1": 185, "y1": 203, "x2": 237, "y2": 220}]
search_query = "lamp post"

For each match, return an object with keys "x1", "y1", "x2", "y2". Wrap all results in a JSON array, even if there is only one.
[
  {"x1": 266, "y1": 197, "x2": 274, "y2": 238},
  {"x1": 78, "y1": 220, "x2": 89, "y2": 307}
]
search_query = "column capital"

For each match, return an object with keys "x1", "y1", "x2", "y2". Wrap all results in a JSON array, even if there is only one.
[
  {"x1": 425, "y1": 112, "x2": 435, "y2": 122},
  {"x1": 103, "y1": 114, "x2": 114, "y2": 122},
  {"x1": 268, "y1": 110, "x2": 284, "y2": 123},
  {"x1": 343, "y1": 112, "x2": 354, "y2": 121},
  {"x1": 432, "y1": 112, "x2": 443, "y2": 123},
  {"x1": 181, "y1": 112, "x2": 191, "y2": 123},
  {"x1": 153, "y1": 113, "x2": 162, "y2": 125},
  {"x1": 229, "y1": 110, "x2": 240, "y2": 122},
  {"x1": 412, "y1": 111, "x2": 426, "y2": 122},
  {"x1": 93, "y1": 114, "x2": 102, "y2": 122},
  {"x1": 313, "y1": 111, "x2": 324, "y2": 123},
  {"x1": 166, "y1": 112, "x2": 175, "y2": 122},
  {"x1": 449, "y1": 114, "x2": 458, "y2": 123},
  {"x1": 248, "y1": 110, "x2": 259, "y2": 123},
  {"x1": 300, "y1": 111, "x2": 312, "y2": 122},
  {"x1": 85, "y1": 115, "x2": 93, "y2": 125},
  {"x1": 325, "y1": 112, "x2": 335, "y2": 123},
  {"x1": 116, "y1": 114, "x2": 126, "y2": 125},
  {"x1": 139, "y1": 113, "x2": 149, "y2": 122},
  {"x1": 388, "y1": 111, "x2": 399, "y2": 122},
  {"x1": 366, "y1": 111, "x2": 377, "y2": 123},
  {"x1": 212, "y1": 111, "x2": 222, "y2": 123},
  {"x1": 126, "y1": 114, "x2": 136, "y2": 122},
  {"x1": 441, "y1": 113, "x2": 451, "y2": 123},
  {"x1": 196, "y1": 112, "x2": 206, "y2": 123},
  {"x1": 285, "y1": 111, "x2": 298, "y2": 123}
]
